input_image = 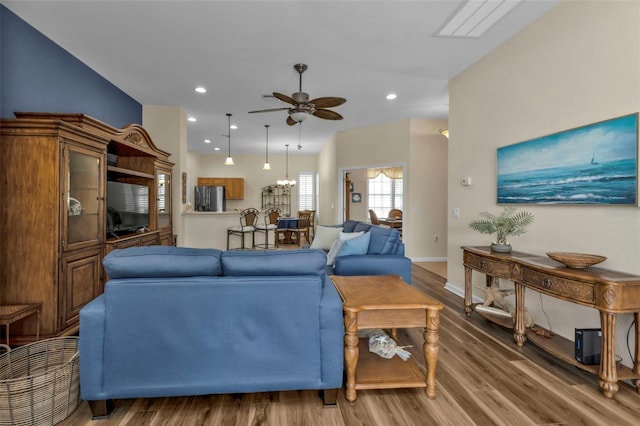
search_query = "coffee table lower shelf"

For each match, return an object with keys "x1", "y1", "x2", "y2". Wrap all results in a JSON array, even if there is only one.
[{"x1": 355, "y1": 338, "x2": 426, "y2": 390}]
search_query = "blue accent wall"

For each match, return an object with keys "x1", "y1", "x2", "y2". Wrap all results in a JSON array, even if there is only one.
[{"x1": 0, "y1": 5, "x2": 141, "y2": 127}]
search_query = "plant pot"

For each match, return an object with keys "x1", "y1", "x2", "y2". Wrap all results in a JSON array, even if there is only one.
[{"x1": 490, "y1": 243, "x2": 512, "y2": 253}]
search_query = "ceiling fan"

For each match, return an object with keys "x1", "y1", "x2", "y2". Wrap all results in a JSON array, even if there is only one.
[{"x1": 249, "y1": 63, "x2": 346, "y2": 126}]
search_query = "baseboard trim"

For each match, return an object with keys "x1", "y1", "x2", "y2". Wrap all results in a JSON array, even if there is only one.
[
  {"x1": 444, "y1": 282, "x2": 483, "y2": 303},
  {"x1": 411, "y1": 257, "x2": 447, "y2": 263}
]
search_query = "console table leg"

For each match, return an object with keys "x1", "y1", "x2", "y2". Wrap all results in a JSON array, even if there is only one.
[
  {"x1": 598, "y1": 311, "x2": 618, "y2": 398},
  {"x1": 344, "y1": 311, "x2": 359, "y2": 403},
  {"x1": 464, "y1": 265, "x2": 473, "y2": 316},
  {"x1": 633, "y1": 312, "x2": 640, "y2": 393},
  {"x1": 514, "y1": 282, "x2": 526, "y2": 347},
  {"x1": 424, "y1": 308, "x2": 440, "y2": 399}
]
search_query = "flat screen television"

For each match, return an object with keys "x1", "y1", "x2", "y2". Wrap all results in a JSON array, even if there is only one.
[{"x1": 107, "y1": 181, "x2": 149, "y2": 235}]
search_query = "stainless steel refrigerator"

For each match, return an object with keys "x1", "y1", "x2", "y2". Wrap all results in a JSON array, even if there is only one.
[{"x1": 194, "y1": 186, "x2": 226, "y2": 212}]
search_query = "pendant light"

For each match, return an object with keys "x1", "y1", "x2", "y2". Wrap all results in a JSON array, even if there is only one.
[
  {"x1": 224, "y1": 113, "x2": 234, "y2": 165},
  {"x1": 277, "y1": 144, "x2": 296, "y2": 188},
  {"x1": 263, "y1": 124, "x2": 271, "y2": 170}
]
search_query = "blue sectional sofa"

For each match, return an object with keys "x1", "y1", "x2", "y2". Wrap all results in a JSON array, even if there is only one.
[
  {"x1": 80, "y1": 246, "x2": 344, "y2": 418},
  {"x1": 331, "y1": 220, "x2": 412, "y2": 284}
]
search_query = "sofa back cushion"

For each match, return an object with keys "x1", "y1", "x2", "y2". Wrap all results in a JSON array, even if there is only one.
[
  {"x1": 342, "y1": 220, "x2": 359, "y2": 233},
  {"x1": 353, "y1": 222, "x2": 372, "y2": 233},
  {"x1": 221, "y1": 249, "x2": 327, "y2": 276},
  {"x1": 103, "y1": 246, "x2": 223, "y2": 278},
  {"x1": 367, "y1": 226, "x2": 401, "y2": 255}
]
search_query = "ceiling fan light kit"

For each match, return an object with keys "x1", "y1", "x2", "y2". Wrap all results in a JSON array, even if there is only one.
[{"x1": 248, "y1": 63, "x2": 346, "y2": 126}]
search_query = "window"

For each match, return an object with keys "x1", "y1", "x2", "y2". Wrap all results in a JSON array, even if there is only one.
[
  {"x1": 367, "y1": 172, "x2": 403, "y2": 219},
  {"x1": 298, "y1": 172, "x2": 315, "y2": 211}
]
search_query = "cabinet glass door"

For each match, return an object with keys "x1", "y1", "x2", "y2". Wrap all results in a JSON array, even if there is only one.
[
  {"x1": 65, "y1": 146, "x2": 103, "y2": 247},
  {"x1": 157, "y1": 171, "x2": 171, "y2": 227}
]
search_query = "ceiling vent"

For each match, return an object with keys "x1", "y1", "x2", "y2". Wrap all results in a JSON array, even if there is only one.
[{"x1": 435, "y1": 0, "x2": 521, "y2": 38}]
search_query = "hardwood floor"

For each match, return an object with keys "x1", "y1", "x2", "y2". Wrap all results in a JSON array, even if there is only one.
[{"x1": 61, "y1": 265, "x2": 640, "y2": 425}]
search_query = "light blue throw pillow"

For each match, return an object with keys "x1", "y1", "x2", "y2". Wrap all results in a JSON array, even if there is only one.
[
  {"x1": 338, "y1": 231, "x2": 371, "y2": 256},
  {"x1": 326, "y1": 231, "x2": 364, "y2": 265}
]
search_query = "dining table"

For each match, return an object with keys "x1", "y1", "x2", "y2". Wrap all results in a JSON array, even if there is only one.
[
  {"x1": 277, "y1": 217, "x2": 299, "y2": 244},
  {"x1": 379, "y1": 218, "x2": 403, "y2": 229}
]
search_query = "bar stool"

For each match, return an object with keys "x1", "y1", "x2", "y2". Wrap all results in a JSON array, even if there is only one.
[
  {"x1": 255, "y1": 208, "x2": 280, "y2": 249},
  {"x1": 227, "y1": 208, "x2": 259, "y2": 250}
]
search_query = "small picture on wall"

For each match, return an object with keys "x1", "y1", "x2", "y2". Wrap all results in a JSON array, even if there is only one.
[
  {"x1": 497, "y1": 113, "x2": 638, "y2": 205},
  {"x1": 351, "y1": 193, "x2": 362, "y2": 203}
]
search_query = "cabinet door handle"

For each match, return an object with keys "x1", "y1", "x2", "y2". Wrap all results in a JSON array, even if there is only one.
[{"x1": 542, "y1": 278, "x2": 552, "y2": 289}]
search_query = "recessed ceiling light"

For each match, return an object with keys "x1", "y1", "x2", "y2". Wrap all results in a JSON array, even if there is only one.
[
  {"x1": 386, "y1": 93, "x2": 397, "y2": 100},
  {"x1": 204, "y1": 139, "x2": 211, "y2": 143},
  {"x1": 188, "y1": 116, "x2": 196, "y2": 122},
  {"x1": 230, "y1": 124, "x2": 238, "y2": 130},
  {"x1": 195, "y1": 86, "x2": 206, "y2": 94},
  {"x1": 213, "y1": 147, "x2": 220, "y2": 151}
]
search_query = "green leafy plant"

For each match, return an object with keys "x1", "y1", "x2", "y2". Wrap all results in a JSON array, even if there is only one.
[{"x1": 469, "y1": 207, "x2": 534, "y2": 245}]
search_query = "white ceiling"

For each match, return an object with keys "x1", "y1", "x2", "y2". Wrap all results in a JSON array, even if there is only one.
[{"x1": 3, "y1": 0, "x2": 558, "y2": 155}]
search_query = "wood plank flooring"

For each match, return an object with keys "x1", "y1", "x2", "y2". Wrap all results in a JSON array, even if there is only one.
[{"x1": 61, "y1": 265, "x2": 640, "y2": 425}]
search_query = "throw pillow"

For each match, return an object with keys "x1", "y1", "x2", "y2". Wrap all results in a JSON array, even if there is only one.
[
  {"x1": 337, "y1": 231, "x2": 371, "y2": 256},
  {"x1": 326, "y1": 231, "x2": 365, "y2": 266},
  {"x1": 310, "y1": 226, "x2": 343, "y2": 251}
]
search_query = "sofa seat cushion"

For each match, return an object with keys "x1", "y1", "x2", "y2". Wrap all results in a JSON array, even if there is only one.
[
  {"x1": 103, "y1": 246, "x2": 223, "y2": 278},
  {"x1": 367, "y1": 226, "x2": 401, "y2": 255},
  {"x1": 221, "y1": 249, "x2": 327, "y2": 276}
]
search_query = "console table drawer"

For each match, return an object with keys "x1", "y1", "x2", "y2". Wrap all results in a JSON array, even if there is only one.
[
  {"x1": 465, "y1": 253, "x2": 512, "y2": 278},
  {"x1": 521, "y1": 268, "x2": 595, "y2": 304}
]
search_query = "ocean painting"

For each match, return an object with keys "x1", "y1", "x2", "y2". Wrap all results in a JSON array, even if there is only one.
[{"x1": 497, "y1": 114, "x2": 638, "y2": 205}]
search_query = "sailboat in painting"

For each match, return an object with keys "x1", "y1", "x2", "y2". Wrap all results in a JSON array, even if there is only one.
[{"x1": 591, "y1": 152, "x2": 598, "y2": 165}]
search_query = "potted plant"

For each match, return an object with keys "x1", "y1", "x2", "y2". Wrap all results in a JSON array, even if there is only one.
[{"x1": 469, "y1": 206, "x2": 534, "y2": 252}]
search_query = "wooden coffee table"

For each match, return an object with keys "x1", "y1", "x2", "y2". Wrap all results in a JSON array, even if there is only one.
[{"x1": 330, "y1": 275, "x2": 443, "y2": 402}]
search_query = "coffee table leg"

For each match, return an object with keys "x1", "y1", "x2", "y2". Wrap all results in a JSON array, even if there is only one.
[
  {"x1": 424, "y1": 308, "x2": 440, "y2": 399},
  {"x1": 344, "y1": 311, "x2": 359, "y2": 402}
]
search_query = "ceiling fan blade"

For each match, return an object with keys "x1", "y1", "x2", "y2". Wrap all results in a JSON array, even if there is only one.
[
  {"x1": 286, "y1": 116, "x2": 297, "y2": 126},
  {"x1": 310, "y1": 97, "x2": 347, "y2": 108},
  {"x1": 273, "y1": 92, "x2": 297, "y2": 105},
  {"x1": 248, "y1": 107, "x2": 291, "y2": 114},
  {"x1": 313, "y1": 109, "x2": 343, "y2": 120}
]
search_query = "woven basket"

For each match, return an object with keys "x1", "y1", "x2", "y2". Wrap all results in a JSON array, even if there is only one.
[
  {"x1": 546, "y1": 252, "x2": 607, "y2": 269},
  {"x1": 0, "y1": 337, "x2": 80, "y2": 426}
]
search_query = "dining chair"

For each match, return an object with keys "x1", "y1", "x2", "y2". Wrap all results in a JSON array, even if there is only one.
[
  {"x1": 369, "y1": 209, "x2": 381, "y2": 225},
  {"x1": 227, "y1": 208, "x2": 259, "y2": 250},
  {"x1": 292, "y1": 211, "x2": 312, "y2": 247},
  {"x1": 299, "y1": 209, "x2": 317, "y2": 242},
  {"x1": 388, "y1": 209, "x2": 403, "y2": 219},
  {"x1": 255, "y1": 208, "x2": 280, "y2": 249}
]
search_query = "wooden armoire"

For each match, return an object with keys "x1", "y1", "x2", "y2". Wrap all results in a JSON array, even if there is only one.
[{"x1": 0, "y1": 113, "x2": 174, "y2": 345}]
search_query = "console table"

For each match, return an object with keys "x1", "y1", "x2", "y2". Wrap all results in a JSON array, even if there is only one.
[{"x1": 462, "y1": 246, "x2": 640, "y2": 398}]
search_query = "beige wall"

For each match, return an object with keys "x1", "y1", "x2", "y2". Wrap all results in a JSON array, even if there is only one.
[
  {"x1": 192, "y1": 152, "x2": 318, "y2": 213},
  {"x1": 410, "y1": 119, "x2": 449, "y2": 259},
  {"x1": 347, "y1": 168, "x2": 367, "y2": 222},
  {"x1": 318, "y1": 133, "x2": 338, "y2": 225},
  {"x1": 448, "y1": 1, "x2": 640, "y2": 367},
  {"x1": 330, "y1": 119, "x2": 448, "y2": 260},
  {"x1": 142, "y1": 105, "x2": 187, "y2": 245}
]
